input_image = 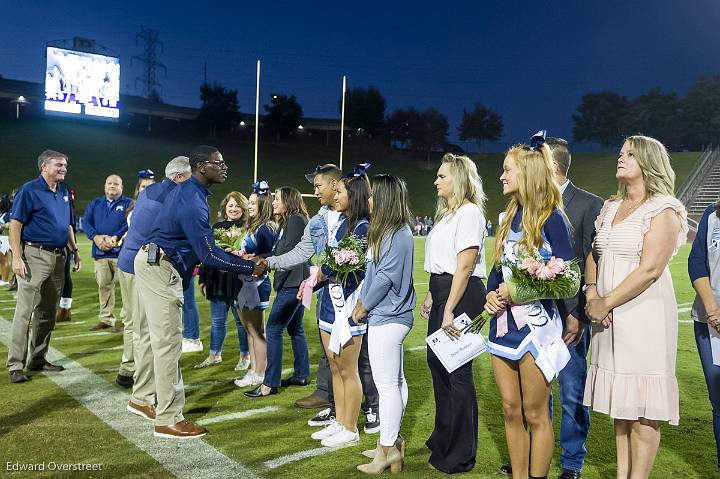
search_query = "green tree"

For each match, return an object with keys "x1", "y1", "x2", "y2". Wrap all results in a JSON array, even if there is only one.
[
  {"x1": 198, "y1": 83, "x2": 240, "y2": 137},
  {"x1": 341, "y1": 86, "x2": 386, "y2": 137},
  {"x1": 679, "y1": 76, "x2": 720, "y2": 149},
  {"x1": 263, "y1": 94, "x2": 303, "y2": 142},
  {"x1": 458, "y1": 103, "x2": 504, "y2": 151},
  {"x1": 620, "y1": 88, "x2": 681, "y2": 148},
  {"x1": 572, "y1": 91, "x2": 630, "y2": 148}
]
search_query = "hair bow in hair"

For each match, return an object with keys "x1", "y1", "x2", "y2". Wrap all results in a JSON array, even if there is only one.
[
  {"x1": 137, "y1": 169, "x2": 155, "y2": 180},
  {"x1": 529, "y1": 130, "x2": 547, "y2": 150},
  {"x1": 252, "y1": 179, "x2": 270, "y2": 195},
  {"x1": 349, "y1": 162, "x2": 371, "y2": 178}
]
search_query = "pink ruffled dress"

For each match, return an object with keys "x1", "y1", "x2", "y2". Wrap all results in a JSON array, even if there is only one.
[{"x1": 583, "y1": 195, "x2": 688, "y2": 425}]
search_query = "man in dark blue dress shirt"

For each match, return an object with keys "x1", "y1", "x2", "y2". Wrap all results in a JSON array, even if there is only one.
[
  {"x1": 134, "y1": 145, "x2": 261, "y2": 439},
  {"x1": 84, "y1": 174, "x2": 132, "y2": 331},
  {"x1": 6, "y1": 150, "x2": 82, "y2": 384}
]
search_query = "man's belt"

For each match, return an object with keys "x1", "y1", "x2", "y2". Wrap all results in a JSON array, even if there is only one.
[{"x1": 24, "y1": 242, "x2": 66, "y2": 255}]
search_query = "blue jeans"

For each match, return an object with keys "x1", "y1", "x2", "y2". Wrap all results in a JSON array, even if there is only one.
[
  {"x1": 209, "y1": 299, "x2": 249, "y2": 356},
  {"x1": 263, "y1": 287, "x2": 310, "y2": 388},
  {"x1": 550, "y1": 325, "x2": 591, "y2": 472},
  {"x1": 696, "y1": 321, "x2": 720, "y2": 469},
  {"x1": 182, "y1": 279, "x2": 200, "y2": 340}
]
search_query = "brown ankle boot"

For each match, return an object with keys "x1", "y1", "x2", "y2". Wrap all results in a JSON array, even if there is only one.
[{"x1": 56, "y1": 308, "x2": 71, "y2": 322}]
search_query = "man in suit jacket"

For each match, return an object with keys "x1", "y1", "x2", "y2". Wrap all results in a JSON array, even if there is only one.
[{"x1": 548, "y1": 137, "x2": 604, "y2": 479}]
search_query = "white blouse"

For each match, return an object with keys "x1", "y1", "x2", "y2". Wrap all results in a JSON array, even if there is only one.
[{"x1": 424, "y1": 203, "x2": 487, "y2": 278}]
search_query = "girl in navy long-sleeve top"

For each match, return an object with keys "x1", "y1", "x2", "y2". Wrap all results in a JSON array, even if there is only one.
[
  {"x1": 484, "y1": 137, "x2": 574, "y2": 479},
  {"x1": 688, "y1": 202, "x2": 720, "y2": 471}
]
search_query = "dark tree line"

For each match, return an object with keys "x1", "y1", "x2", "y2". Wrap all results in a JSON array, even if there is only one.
[{"x1": 573, "y1": 75, "x2": 720, "y2": 149}]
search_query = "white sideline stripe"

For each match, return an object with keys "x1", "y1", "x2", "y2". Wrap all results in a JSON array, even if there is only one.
[
  {"x1": 263, "y1": 444, "x2": 352, "y2": 470},
  {"x1": 406, "y1": 345, "x2": 426, "y2": 352},
  {"x1": 53, "y1": 331, "x2": 112, "y2": 340},
  {"x1": 679, "y1": 320, "x2": 694, "y2": 323},
  {"x1": 198, "y1": 406, "x2": 279, "y2": 426},
  {"x1": 678, "y1": 307, "x2": 691, "y2": 313},
  {"x1": 0, "y1": 316, "x2": 261, "y2": 479},
  {"x1": 185, "y1": 380, "x2": 231, "y2": 391}
]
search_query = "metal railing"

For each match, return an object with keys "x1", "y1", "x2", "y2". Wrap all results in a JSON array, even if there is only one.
[{"x1": 677, "y1": 146, "x2": 717, "y2": 206}]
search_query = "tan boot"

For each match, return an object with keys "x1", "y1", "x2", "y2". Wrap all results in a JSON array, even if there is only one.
[
  {"x1": 361, "y1": 439, "x2": 381, "y2": 459},
  {"x1": 357, "y1": 443, "x2": 403, "y2": 475}
]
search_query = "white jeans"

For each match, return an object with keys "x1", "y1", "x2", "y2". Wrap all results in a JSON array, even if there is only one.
[{"x1": 368, "y1": 323, "x2": 410, "y2": 447}]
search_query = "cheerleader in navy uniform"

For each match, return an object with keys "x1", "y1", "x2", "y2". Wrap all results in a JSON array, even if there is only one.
[
  {"x1": 309, "y1": 165, "x2": 371, "y2": 448},
  {"x1": 485, "y1": 131, "x2": 574, "y2": 479},
  {"x1": 234, "y1": 180, "x2": 277, "y2": 388}
]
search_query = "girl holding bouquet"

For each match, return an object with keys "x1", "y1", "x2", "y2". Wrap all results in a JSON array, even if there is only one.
[
  {"x1": 485, "y1": 132, "x2": 574, "y2": 479},
  {"x1": 309, "y1": 169, "x2": 371, "y2": 448},
  {"x1": 234, "y1": 181, "x2": 277, "y2": 388},
  {"x1": 352, "y1": 174, "x2": 416, "y2": 474},
  {"x1": 421, "y1": 153, "x2": 488, "y2": 474},
  {"x1": 196, "y1": 192, "x2": 251, "y2": 370}
]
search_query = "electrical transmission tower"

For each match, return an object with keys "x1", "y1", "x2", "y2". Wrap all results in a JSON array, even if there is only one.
[{"x1": 131, "y1": 26, "x2": 166, "y2": 100}]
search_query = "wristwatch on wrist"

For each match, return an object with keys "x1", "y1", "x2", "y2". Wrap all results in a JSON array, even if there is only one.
[{"x1": 582, "y1": 283, "x2": 596, "y2": 293}]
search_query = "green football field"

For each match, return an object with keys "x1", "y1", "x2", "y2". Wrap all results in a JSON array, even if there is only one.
[{"x1": 0, "y1": 237, "x2": 715, "y2": 478}]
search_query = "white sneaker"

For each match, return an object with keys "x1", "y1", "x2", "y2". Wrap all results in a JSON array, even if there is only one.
[
  {"x1": 234, "y1": 355, "x2": 251, "y2": 371},
  {"x1": 0, "y1": 280, "x2": 8, "y2": 286},
  {"x1": 310, "y1": 419, "x2": 342, "y2": 440},
  {"x1": 181, "y1": 339, "x2": 203, "y2": 353},
  {"x1": 321, "y1": 426, "x2": 360, "y2": 447},
  {"x1": 234, "y1": 370, "x2": 258, "y2": 388}
]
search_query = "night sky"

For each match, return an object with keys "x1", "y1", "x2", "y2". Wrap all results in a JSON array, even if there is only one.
[{"x1": 1, "y1": 0, "x2": 719, "y2": 149}]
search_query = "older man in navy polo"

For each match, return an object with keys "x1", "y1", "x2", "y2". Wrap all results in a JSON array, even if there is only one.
[
  {"x1": 6, "y1": 149, "x2": 82, "y2": 384},
  {"x1": 84, "y1": 175, "x2": 132, "y2": 331}
]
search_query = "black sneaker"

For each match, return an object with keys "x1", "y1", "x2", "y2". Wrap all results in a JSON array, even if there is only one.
[
  {"x1": 307, "y1": 407, "x2": 335, "y2": 427},
  {"x1": 116, "y1": 374, "x2": 134, "y2": 389},
  {"x1": 364, "y1": 407, "x2": 380, "y2": 434}
]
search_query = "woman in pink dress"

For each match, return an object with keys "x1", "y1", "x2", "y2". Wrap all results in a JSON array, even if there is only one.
[{"x1": 583, "y1": 135, "x2": 688, "y2": 479}]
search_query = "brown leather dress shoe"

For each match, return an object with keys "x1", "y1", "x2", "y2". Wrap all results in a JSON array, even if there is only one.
[
  {"x1": 154, "y1": 420, "x2": 207, "y2": 439},
  {"x1": 27, "y1": 362, "x2": 65, "y2": 372},
  {"x1": 294, "y1": 392, "x2": 329, "y2": 409},
  {"x1": 127, "y1": 401, "x2": 156, "y2": 421},
  {"x1": 89, "y1": 322, "x2": 113, "y2": 331},
  {"x1": 56, "y1": 308, "x2": 72, "y2": 322}
]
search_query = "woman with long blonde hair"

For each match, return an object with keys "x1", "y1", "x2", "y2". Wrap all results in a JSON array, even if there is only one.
[
  {"x1": 585, "y1": 135, "x2": 687, "y2": 478},
  {"x1": 484, "y1": 131, "x2": 574, "y2": 479},
  {"x1": 233, "y1": 181, "x2": 278, "y2": 388},
  {"x1": 420, "y1": 153, "x2": 488, "y2": 473}
]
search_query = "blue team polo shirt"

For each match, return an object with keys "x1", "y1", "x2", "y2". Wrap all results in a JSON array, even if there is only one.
[
  {"x1": 83, "y1": 194, "x2": 133, "y2": 259},
  {"x1": 10, "y1": 175, "x2": 71, "y2": 248},
  {"x1": 117, "y1": 179, "x2": 177, "y2": 274}
]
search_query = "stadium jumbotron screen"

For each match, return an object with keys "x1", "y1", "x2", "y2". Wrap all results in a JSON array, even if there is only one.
[{"x1": 44, "y1": 46, "x2": 120, "y2": 119}]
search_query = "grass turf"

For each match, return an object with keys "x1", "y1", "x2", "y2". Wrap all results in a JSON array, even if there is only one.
[
  {"x1": 0, "y1": 236, "x2": 715, "y2": 478},
  {"x1": 0, "y1": 117, "x2": 701, "y2": 223}
]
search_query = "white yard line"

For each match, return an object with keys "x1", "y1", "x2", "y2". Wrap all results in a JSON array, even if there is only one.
[
  {"x1": 0, "y1": 315, "x2": 261, "y2": 479},
  {"x1": 405, "y1": 345, "x2": 426, "y2": 352},
  {"x1": 263, "y1": 444, "x2": 353, "y2": 470},
  {"x1": 198, "y1": 406, "x2": 279, "y2": 426},
  {"x1": 53, "y1": 331, "x2": 113, "y2": 341}
]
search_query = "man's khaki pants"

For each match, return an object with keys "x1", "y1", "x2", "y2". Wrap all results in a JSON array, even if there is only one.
[
  {"x1": 94, "y1": 258, "x2": 124, "y2": 326},
  {"x1": 6, "y1": 245, "x2": 65, "y2": 371},
  {"x1": 117, "y1": 269, "x2": 136, "y2": 378},
  {"x1": 133, "y1": 248, "x2": 185, "y2": 426}
]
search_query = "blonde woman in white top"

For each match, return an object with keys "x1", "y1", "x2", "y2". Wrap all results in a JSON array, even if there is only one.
[{"x1": 420, "y1": 153, "x2": 488, "y2": 473}]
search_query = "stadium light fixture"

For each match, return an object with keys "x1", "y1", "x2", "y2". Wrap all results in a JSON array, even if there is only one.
[
  {"x1": 298, "y1": 124, "x2": 304, "y2": 130},
  {"x1": 11, "y1": 95, "x2": 31, "y2": 120}
]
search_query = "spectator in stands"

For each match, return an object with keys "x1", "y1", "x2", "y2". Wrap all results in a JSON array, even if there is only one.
[
  {"x1": 6, "y1": 150, "x2": 82, "y2": 384},
  {"x1": 84, "y1": 175, "x2": 133, "y2": 331},
  {"x1": 196, "y1": 191, "x2": 251, "y2": 370}
]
